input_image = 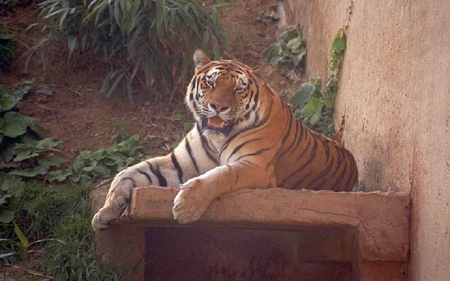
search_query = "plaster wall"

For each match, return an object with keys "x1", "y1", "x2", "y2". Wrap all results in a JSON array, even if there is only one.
[{"x1": 292, "y1": 0, "x2": 450, "y2": 279}]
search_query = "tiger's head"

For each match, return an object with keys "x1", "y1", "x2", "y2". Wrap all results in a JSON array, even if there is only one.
[{"x1": 186, "y1": 49, "x2": 262, "y2": 137}]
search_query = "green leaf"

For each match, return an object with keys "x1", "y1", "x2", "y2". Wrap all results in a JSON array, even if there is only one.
[
  {"x1": 261, "y1": 44, "x2": 283, "y2": 65},
  {"x1": 35, "y1": 85, "x2": 53, "y2": 96},
  {"x1": 48, "y1": 170, "x2": 69, "y2": 182},
  {"x1": 2, "y1": 112, "x2": 28, "y2": 138},
  {"x1": 0, "y1": 211, "x2": 14, "y2": 224},
  {"x1": 0, "y1": 94, "x2": 19, "y2": 112},
  {"x1": 38, "y1": 156, "x2": 68, "y2": 168},
  {"x1": 14, "y1": 224, "x2": 30, "y2": 248},
  {"x1": 290, "y1": 83, "x2": 314, "y2": 106},
  {"x1": 12, "y1": 83, "x2": 32, "y2": 99},
  {"x1": 87, "y1": 149, "x2": 106, "y2": 160},
  {"x1": 35, "y1": 137, "x2": 60, "y2": 150},
  {"x1": 83, "y1": 165, "x2": 96, "y2": 172},
  {"x1": 72, "y1": 152, "x2": 89, "y2": 173},
  {"x1": 1, "y1": 175, "x2": 24, "y2": 193},
  {"x1": 13, "y1": 149, "x2": 38, "y2": 162},
  {"x1": 286, "y1": 37, "x2": 302, "y2": 50},
  {"x1": 178, "y1": 6, "x2": 200, "y2": 38},
  {"x1": 8, "y1": 166, "x2": 48, "y2": 177},
  {"x1": 24, "y1": 117, "x2": 46, "y2": 138},
  {"x1": 92, "y1": 164, "x2": 111, "y2": 176},
  {"x1": 301, "y1": 97, "x2": 321, "y2": 118},
  {"x1": 331, "y1": 28, "x2": 346, "y2": 56},
  {"x1": 211, "y1": 34, "x2": 220, "y2": 60},
  {"x1": 310, "y1": 102, "x2": 323, "y2": 125}
]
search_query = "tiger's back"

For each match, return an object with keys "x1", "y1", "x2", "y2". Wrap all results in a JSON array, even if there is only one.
[{"x1": 274, "y1": 106, "x2": 358, "y2": 192}]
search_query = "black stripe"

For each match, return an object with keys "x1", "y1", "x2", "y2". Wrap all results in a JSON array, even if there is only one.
[
  {"x1": 185, "y1": 138, "x2": 200, "y2": 174},
  {"x1": 251, "y1": 88, "x2": 259, "y2": 111},
  {"x1": 136, "y1": 169, "x2": 152, "y2": 184},
  {"x1": 330, "y1": 160, "x2": 348, "y2": 191},
  {"x1": 341, "y1": 151, "x2": 357, "y2": 191},
  {"x1": 219, "y1": 125, "x2": 265, "y2": 160},
  {"x1": 280, "y1": 95, "x2": 286, "y2": 110},
  {"x1": 287, "y1": 136, "x2": 319, "y2": 188},
  {"x1": 254, "y1": 110, "x2": 260, "y2": 125},
  {"x1": 226, "y1": 137, "x2": 264, "y2": 162},
  {"x1": 328, "y1": 144, "x2": 344, "y2": 179},
  {"x1": 303, "y1": 138, "x2": 333, "y2": 188},
  {"x1": 280, "y1": 107, "x2": 293, "y2": 146},
  {"x1": 170, "y1": 152, "x2": 183, "y2": 183},
  {"x1": 194, "y1": 76, "x2": 201, "y2": 94},
  {"x1": 248, "y1": 87, "x2": 255, "y2": 105},
  {"x1": 147, "y1": 161, "x2": 167, "y2": 186},
  {"x1": 220, "y1": 99, "x2": 274, "y2": 156},
  {"x1": 291, "y1": 170, "x2": 314, "y2": 190},
  {"x1": 278, "y1": 117, "x2": 300, "y2": 159},
  {"x1": 235, "y1": 146, "x2": 273, "y2": 162},
  {"x1": 121, "y1": 177, "x2": 136, "y2": 187},
  {"x1": 197, "y1": 125, "x2": 219, "y2": 165},
  {"x1": 279, "y1": 132, "x2": 317, "y2": 187}
]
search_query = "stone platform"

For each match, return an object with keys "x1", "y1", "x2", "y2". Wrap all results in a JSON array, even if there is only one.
[{"x1": 92, "y1": 186, "x2": 410, "y2": 281}]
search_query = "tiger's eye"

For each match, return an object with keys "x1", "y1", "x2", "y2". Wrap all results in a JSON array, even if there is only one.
[{"x1": 235, "y1": 87, "x2": 244, "y2": 93}]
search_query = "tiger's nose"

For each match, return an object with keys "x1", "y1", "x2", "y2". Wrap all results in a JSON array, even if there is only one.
[{"x1": 209, "y1": 102, "x2": 229, "y2": 113}]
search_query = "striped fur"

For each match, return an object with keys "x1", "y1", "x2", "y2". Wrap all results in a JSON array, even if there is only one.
[{"x1": 92, "y1": 50, "x2": 358, "y2": 228}]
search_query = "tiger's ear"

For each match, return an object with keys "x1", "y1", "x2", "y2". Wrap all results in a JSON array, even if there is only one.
[
  {"x1": 252, "y1": 64, "x2": 274, "y2": 80},
  {"x1": 193, "y1": 49, "x2": 211, "y2": 69}
]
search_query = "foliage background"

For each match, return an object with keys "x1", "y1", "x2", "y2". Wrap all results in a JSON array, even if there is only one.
[{"x1": 37, "y1": 0, "x2": 229, "y2": 101}]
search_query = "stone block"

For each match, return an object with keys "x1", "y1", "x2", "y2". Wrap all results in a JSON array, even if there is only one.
[{"x1": 93, "y1": 186, "x2": 410, "y2": 280}]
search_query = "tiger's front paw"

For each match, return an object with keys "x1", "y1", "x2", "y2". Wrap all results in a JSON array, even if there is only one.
[
  {"x1": 92, "y1": 194, "x2": 129, "y2": 230},
  {"x1": 172, "y1": 179, "x2": 213, "y2": 224}
]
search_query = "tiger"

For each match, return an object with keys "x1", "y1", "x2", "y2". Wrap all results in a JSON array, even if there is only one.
[{"x1": 92, "y1": 49, "x2": 358, "y2": 229}]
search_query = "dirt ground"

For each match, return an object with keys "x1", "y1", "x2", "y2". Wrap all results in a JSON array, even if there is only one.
[
  {"x1": 1, "y1": 0, "x2": 293, "y2": 161},
  {"x1": 1, "y1": 1, "x2": 293, "y2": 279}
]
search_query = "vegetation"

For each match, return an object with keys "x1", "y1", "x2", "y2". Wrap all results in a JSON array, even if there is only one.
[
  {"x1": 0, "y1": 83, "x2": 46, "y2": 160},
  {"x1": 0, "y1": 82, "x2": 149, "y2": 279},
  {"x1": 34, "y1": 0, "x2": 230, "y2": 101},
  {"x1": 261, "y1": 24, "x2": 306, "y2": 81},
  {"x1": 0, "y1": 24, "x2": 16, "y2": 72},
  {"x1": 263, "y1": 25, "x2": 347, "y2": 138},
  {"x1": 289, "y1": 28, "x2": 347, "y2": 137},
  {"x1": 39, "y1": 182, "x2": 120, "y2": 281}
]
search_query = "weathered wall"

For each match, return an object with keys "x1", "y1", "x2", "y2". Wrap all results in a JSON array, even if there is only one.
[{"x1": 292, "y1": 0, "x2": 450, "y2": 279}]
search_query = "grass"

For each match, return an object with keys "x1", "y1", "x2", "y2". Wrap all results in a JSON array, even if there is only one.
[
  {"x1": 39, "y1": 183, "x2": 120, "y2": 281},
  {"x1": 0, "y1": 178, "x2": 120, "y2": 280}
]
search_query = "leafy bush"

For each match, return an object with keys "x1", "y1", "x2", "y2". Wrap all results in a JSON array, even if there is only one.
[
  {"x1": 261, "y1": 24, "x2": 306, "y2": 81},
  {"x1": 55, "y1": 134, "x2": 147, "y2": 184},
  {"x1": 0, "y1": 82, "x2": 66, "y2": 183},
  {"x1": 290, "y1": 28, "x2": 347, "y2": 137},
  {"x1": 37, "y1": 0, "x2": 230, "y2": 101},
  {"x1": 0, "y1": 82, "x2": 47, "y2": 162}
]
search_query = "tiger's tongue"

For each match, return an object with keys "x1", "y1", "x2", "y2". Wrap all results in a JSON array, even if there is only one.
[{"x1": 208, "y1": 116, "x2": 227, "y2": 128}]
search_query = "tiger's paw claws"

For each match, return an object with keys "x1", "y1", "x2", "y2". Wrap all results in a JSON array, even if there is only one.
[
  {"x1": 91, "y1": 195, "x2": 129, "y2": 231},
  {"x1": 92, "y1": 213, "x2": 110, "y2": 230}
]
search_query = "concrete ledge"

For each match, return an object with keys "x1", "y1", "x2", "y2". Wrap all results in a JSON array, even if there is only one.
[{"x1": 94, "y1": 186, "x2": 410, "y2": 281}]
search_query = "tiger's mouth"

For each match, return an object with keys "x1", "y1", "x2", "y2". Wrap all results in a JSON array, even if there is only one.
[
  {"x1": 207, "y1": 116, "x2": 229, "y2": 129},
  {"x1": 201, "y1": 116, "x2": 233, "y2": 134}
]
